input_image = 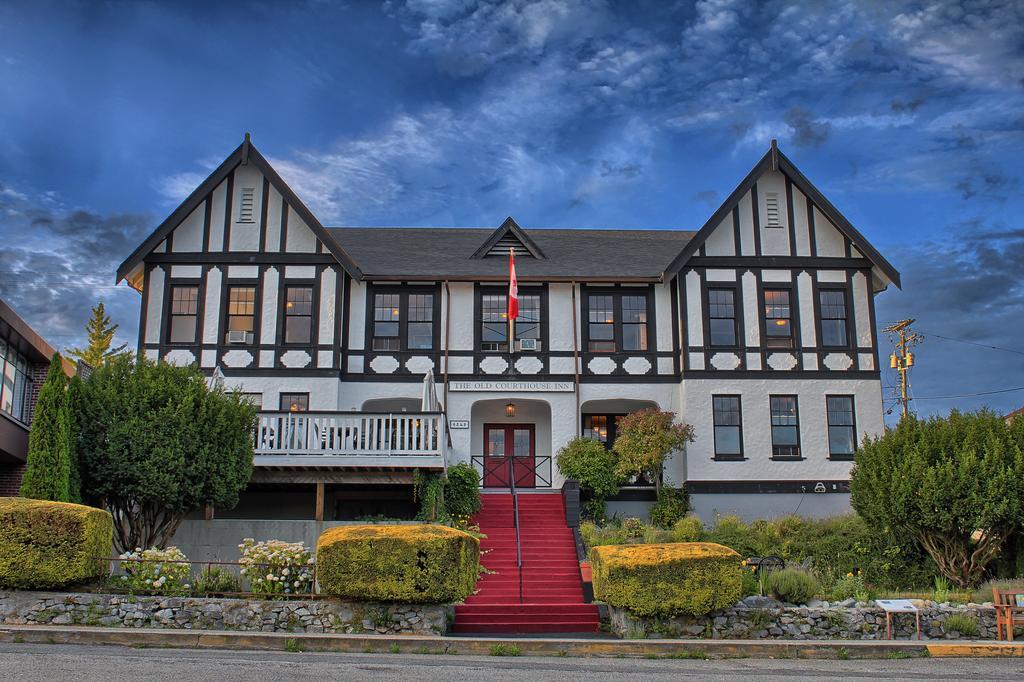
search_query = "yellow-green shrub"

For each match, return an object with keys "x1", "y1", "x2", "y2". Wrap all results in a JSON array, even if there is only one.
[
  {"x1": 590, "y1": 542, "x2": 742, "y2": 617},
  {"x1": 0, "y1": 497, "x2": 113, "y2": 589},
  {"x1": 316, "y1": 524, "x2": 479, "y2": 603}
]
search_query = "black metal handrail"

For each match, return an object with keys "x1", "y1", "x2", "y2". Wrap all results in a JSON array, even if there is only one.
[{"x1": 509, "y1": 458, "x2": 523, "y2": 604}]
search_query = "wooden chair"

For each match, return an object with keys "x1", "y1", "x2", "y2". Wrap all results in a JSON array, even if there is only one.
[{"x1": 992, "y1": 587, "x2": 1024, "y2": 641}]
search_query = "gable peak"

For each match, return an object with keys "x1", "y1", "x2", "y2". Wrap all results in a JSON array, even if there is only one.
[{"x1": 471, "y1": 216, "x2": 546, "y2": 259}]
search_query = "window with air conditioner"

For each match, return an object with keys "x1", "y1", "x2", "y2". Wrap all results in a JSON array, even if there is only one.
[{"x1": 225, "y1": 286, "x2": 256, "y2": 344}]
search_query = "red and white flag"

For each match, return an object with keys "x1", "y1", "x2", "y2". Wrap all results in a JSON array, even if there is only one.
[{"x1": 508, "y1": 248, "x2": 519, "y2": 321}]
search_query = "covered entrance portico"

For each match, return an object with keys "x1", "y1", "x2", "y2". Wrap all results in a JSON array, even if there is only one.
[{"x1": 468, "y1": 397, "x2": 555, "y2": 488}]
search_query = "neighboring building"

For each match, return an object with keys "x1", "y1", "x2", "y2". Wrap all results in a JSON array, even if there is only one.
[
  {"x1": 117, "y1": 135, "x2": 900, "y2": 522},
  {"x1": 0, "y1": 299, "x2": 75, "y2": 496},
  {"x1": 1007, "y1": 406, "x2": 1024, "y2": 425}
]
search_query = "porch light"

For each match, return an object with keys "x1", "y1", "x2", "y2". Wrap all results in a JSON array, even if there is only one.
[{"x1": 505, "y1": 401, "x2": 516, "y2": 418}]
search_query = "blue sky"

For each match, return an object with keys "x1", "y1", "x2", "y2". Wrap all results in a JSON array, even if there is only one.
[{"x1": 1, "y1": 0, "x2": 1022, "y2": 420}]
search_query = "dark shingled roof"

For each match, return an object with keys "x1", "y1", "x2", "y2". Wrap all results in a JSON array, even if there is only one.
[{"x1": 325, "y1": 227, "x2": 696, "y2": 281}]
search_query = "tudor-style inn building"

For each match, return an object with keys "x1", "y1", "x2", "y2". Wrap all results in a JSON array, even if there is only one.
[{"x1": 117, "y1": 135, "x2": 899, "y2": 521}]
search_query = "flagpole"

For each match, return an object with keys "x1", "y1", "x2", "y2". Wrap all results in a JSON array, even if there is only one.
[{"x1": 508, "y1": 247, "x2": 514, "y2": 377}]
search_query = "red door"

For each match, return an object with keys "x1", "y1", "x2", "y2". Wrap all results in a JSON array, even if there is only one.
[{"x1": 483, "y1": 424, "x2": 536, "y2": 488}]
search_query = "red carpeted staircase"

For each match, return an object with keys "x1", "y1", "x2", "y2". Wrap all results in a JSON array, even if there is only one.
[{"x1": 452, "y1": 491, "x2": 600, "y2": 634}]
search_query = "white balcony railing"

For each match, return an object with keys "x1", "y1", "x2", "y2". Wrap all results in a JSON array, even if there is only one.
[{"x1": 254, "y1": 411, "x2": 448, "y2": 467}]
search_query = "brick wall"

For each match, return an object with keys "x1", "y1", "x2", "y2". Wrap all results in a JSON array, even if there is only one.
[
  {"x1": 0, "y1": 464, "x2": 25, "y2": 496},
  {"x1": 23, "y1": 362, "x2": 50, "y2": 426}
]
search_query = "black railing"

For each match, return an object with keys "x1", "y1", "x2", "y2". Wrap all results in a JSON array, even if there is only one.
[
  {"x1": 470, "y1": 455, "x2": 552, "y2": 489},
  {"x1": 509, "y1": 457, "x2": 523, "y2": 604}
]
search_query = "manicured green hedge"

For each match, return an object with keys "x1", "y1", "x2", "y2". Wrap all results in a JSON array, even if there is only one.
[
  {"x1": 0, "y1": 497, "x2": 113, "y2": 589},
  {"x1": 590, "y1": 542, "x2": 742, "y2": 617},
  {"x1": 316, "y1": 524, "x2": 479, "y2": 603}
]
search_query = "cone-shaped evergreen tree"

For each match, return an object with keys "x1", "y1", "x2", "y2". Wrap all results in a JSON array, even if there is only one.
[
  {"x1": 66, "y1": 302, "x2": 127, "y2": 368},
  {"x1": 19, "y1": 354, "x2": 73, "y2": 501},
  {"x1": 65, "y1": 374, "x2": 84, "y2": 503}
]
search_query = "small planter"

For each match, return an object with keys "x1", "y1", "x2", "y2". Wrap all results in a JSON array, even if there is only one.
[{"x1": 580, "y1": 561, "x2": 592, "y2": 583}]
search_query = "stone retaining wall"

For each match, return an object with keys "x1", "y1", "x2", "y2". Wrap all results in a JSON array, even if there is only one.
[
  {"x1": 0, "y1": 591, "x2": 450, "y2": 636},
  {"x1": 610, "y1": 600, "x2": 999, "y2": 640}
]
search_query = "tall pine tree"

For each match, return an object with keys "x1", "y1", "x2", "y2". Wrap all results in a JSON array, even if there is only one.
[
  {"x1": 67, "y1": 302, "x2": 127, "y2": 368},
  {"x1": 20, "y1": 354, "x2": 74, "y2": 502}
]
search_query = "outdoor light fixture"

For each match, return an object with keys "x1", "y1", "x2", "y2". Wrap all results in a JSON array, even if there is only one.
[{"x1": 505, "y1": 401, "x2": 516, "y2": 417}]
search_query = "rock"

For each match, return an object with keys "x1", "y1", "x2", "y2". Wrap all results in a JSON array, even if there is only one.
[
  {"x1": 806, "y1": 599, "x2": 825, "y2": 609},
  {"x1": 742, "y1": 596, "x2": 779, "y2": 608},
  {"x1": 837, "y1": 598, "x2": 856, "y2": 608}
]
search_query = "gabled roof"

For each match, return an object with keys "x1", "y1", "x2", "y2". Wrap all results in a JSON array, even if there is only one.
[
  {"x1": 116, "y1": 134, "x2": 363, "y2": 283},
  {"x1": 471, "y1": 216, "x2": 547, "y2": 259},
  {"x1": 663, "y1": 140, "x2": 901, "y2": 288},
  {"x1": 326, "y1": 227, "x2": 694, "y2": 281}
]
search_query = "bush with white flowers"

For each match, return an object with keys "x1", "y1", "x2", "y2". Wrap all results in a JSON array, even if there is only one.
[
  {"x1": 118, "y1": 546, "x2": 191, "y2": 595},
  {"x1": 238, "y1": 538, "x2": 314, "y2": 595}
]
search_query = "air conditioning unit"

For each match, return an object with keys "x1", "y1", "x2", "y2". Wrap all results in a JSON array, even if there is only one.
[
  {"x1": 518, "y1": 338, "x2": 538, "y2": 351},
  {"x1": 227, "y1": 331, "x2": 251, "y2": 344}
]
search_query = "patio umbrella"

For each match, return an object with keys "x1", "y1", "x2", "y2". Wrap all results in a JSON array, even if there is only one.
[{"x1": 421, "y1": 368, "x2": 441, "y2": 412}]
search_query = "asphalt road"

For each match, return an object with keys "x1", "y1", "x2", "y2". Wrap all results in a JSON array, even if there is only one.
[{"x1": 1, "y1": 643, "x2": 1023, "y2": 681}]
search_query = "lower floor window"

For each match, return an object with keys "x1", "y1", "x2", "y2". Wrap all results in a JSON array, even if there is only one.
[
  {"x1": 712, "y1": 395, "x2": 743, "y2": 459},
  {"x1": 581, "y1": 413, "x2": 626, "y2": 449},
  {"x1": 279, "y1": 393, "x2": 309, "y2": 412},
  {"x1": 827, "y1": 395, "x2": 856, "y2": 458},
  {"x1": 770, "y1": 395, "x2": 801, "y2": 458}
]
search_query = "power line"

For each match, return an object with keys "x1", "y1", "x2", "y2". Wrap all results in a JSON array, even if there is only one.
[
  {"x1": 913, "y1": 385, "x2": 1024, "y2": 400},
  {"x1": 917, "y1": 329, "x2": 1024, "y2": 357}
]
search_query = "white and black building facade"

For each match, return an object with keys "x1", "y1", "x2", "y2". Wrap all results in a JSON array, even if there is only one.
[{"x1": 117, "y1": 136, "x2": 900, "y2": 522}]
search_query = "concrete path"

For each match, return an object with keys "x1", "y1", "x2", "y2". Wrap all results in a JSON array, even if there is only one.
[{"x1": 1, "y1": 642, "x2": 1023, "y2": 681}]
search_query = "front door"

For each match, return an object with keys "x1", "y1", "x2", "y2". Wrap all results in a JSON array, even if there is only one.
[{"x1": 483, "y1": 424, "x2": 536, "y2": 488}]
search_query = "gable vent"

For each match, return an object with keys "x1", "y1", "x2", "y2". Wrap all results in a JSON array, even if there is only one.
[
  {"x1": 239, "y1": 187, "x2": 256, "y2": 223},
  {"x1": 765, "y1": 192, "x2": 781, "y2": 227},
  {"x1": 486, "y1": 234, "x2": 532, "y2": 258}
]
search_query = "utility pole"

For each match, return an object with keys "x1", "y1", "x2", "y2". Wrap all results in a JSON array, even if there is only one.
[{"x1": 883, "y1": 319, "x2": 922, "y2": 421}]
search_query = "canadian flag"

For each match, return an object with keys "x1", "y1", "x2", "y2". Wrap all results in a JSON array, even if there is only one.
[{"x1": 508, "y1": 248, "x2": 519, "y2": 321}]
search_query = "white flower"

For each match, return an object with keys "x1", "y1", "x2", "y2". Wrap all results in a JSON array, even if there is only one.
[
  {"x1": 266, "y1": 574, "x2": 274, "y2": 581},
  {"x1": 282, "y1": 568, "x2": 289, "y2": 576}
]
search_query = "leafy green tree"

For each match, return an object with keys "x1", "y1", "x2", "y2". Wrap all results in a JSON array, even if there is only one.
[
  {"x1": 556, "y1": 437, "x2": 621, "y2": 520},
  {"x1": 76, "y1": 356, "x2": 256, "y2": 551},
  {"x1": 20, "y1": 354, "x2": 73, "y2": 501},
  {"x1": 851, "y1": 410, "x2": 1024, "y2": 588},
  {"x1": 66, "y1": 302, "x2": 127, "y2": 368},
  {"x1": 613, "y1": 409, "x2": 695, "y2": 495}
]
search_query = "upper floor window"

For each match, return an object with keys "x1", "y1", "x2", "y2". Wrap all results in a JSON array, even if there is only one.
[
  {"x1": 586, "y1": 291, "x2": 650, "y2": 353},
  {"x1": 225, "y1": 286, "x2": 256, "y2": 343},
  {"x1": 407, "y1": 294, "x2": 434, "y2": 350},
  {"x1": 770, "y1": 395, "x2": 801, "y2": 459},
  {"x1": 372, "y1": 290, "x2": 436, "y2": 351},
  {"x1": 708, "y1": 288, "x2": 738, "y2": 347},
  {"x1": 169, "y1": 285, "x2": 199, "y2": 344},
  {"x1": 712, "y1": 395, "x2": 743, "y2": 459},
  {"x1": 827, "y1": 395, "x2": 856, "y2": 459},
  {"x1": 372, "y1": 293, "x2": 400, "y2": 351},
  {"x1": 279, "y1": 392, "x2": 309, "y2": 412},
  {"x1": 480, "y1": 291, "x2": 540, "y2": 352},
  {"x1": 284, "y1": 286, "x2": 313, "y2": 344},
  {"x1": 0, "y1": 339, "x2": 30, "y2": 423},
  {"x1": 819, "y1": 289, "x2": 849, "y2": 347},
  {"x1": 763, "y1": 289, "x2": 793, "y2": 349}
]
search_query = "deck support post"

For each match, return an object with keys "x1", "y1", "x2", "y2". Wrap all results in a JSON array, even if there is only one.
[{"x1": 315, "y1": 481, "x2": 325, "y2": 522}]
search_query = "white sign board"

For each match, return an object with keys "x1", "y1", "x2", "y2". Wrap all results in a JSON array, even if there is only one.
[
  {"x1": 448, "y1": 381, "x2": 574, "y2": 393},
  {"x1": 449, "y1": 420, "x2": 470, "y2": 429},
  {"x1": 875, "y1": 599, "x2": 918, "y2": 613}
]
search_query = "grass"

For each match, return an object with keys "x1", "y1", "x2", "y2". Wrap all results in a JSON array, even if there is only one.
[
  {"x1": 885, "y1": 651, "x2": 912, "y2": 660},
  {"x1": 284, "y1": 638, "x2": 303, "y2": 653},
  {"x1": 489, "y1": 643, "x2": 521, "y2": 657},
  {"x1": 944, "y1": 614, "x2": 979, "y2": 637},
  {"x1": 837, "y1": 647, "x2": 849, "y2": 660},
  {"x1": 388, "y1": 643, "x2": 400, "y2": 654}
]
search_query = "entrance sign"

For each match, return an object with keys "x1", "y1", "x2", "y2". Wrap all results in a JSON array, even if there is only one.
[
  {"x1": 449, "y1": 380, "x2": 573, "y2": 392},
  {"x1": 449, "y1": 419, "x2": 470, "y2": 429}
]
